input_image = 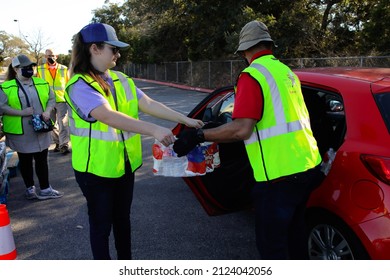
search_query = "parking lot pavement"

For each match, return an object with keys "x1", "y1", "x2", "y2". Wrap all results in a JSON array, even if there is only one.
[{"x1": 1, "y1": 78, "x2": 259, "y2": 260}]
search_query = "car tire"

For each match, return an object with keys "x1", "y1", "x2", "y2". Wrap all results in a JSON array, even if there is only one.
[{"x1": 306, "y1": 212, "x2": 370, "y2": 260}]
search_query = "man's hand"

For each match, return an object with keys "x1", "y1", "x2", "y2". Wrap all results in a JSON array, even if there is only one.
[
  {"x1": 173, "y1": 128, "x2": 203, "y2": 157},
  {"x1": 202, "y1": 121, "x2": 223, "y2": 129}
]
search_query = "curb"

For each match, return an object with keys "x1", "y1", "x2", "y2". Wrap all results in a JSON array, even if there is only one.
[
  {"x1": 0, "y1": 75, "x2": 214, "y2": 93},
  {"x1": 132, "y1": 78, "x2": 214, "y2": 93}
]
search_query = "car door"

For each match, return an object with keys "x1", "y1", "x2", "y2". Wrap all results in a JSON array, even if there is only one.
[
  {"x1": 172, "y1": 84, "x2": 347, "y2": 217},
  {"x1": 172, "y1": 86, "x2": 255, "y2": 216}
]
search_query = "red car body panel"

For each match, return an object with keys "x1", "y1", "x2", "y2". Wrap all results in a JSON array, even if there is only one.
[{"x1": 295, "y1": 68, "x2": 390, "y2": 259}]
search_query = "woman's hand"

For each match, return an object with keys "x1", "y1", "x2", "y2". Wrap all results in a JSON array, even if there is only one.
[
  {"x1": 182, "y1": 117, "x2": 204, "y2": 128},
  {"x1": 21, "y1": 107, "x2": 33, "y2": 116},
  {"x1": 41, "y1": 112, "x2": 51, "y2": 121},
  {"x1": 153, "y1": 126, "x2": 176, "y2": 147}
]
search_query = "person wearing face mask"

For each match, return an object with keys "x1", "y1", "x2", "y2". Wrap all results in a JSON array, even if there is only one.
[
  {"x1": 0, "y1": 54, "x2": 63, "y2": 200},
  {"x1": 37, "y1": 49, "x2": 70, "y2": 155},
  {"x1": 173, "y1": 21, "x2": 324, "y2": 259},
  {"x1": 65, "y1": 23, "x2": 203, "y2": 260}
]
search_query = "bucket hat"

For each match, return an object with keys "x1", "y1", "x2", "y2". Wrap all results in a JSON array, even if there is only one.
[{"x1": 236, "y1": 21, "x2": 273, "y2": 53}]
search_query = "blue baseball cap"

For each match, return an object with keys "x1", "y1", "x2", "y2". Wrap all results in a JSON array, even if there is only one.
[{"x1": 80, "y1": 23, "x2": 129, "y2": 48}]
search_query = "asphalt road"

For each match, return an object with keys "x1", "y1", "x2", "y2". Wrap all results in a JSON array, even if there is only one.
[{"x1": 2, "y1": 77, "x2": 258, "y2": 260}]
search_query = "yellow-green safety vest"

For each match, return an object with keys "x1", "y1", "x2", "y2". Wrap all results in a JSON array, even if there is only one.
[
  {"x1": 64, "y1": 70, "x2": 142, "y2": 178},
  {"x1": 36, "y1": 63, "x2": 68, "y2": 102},
  {"x1": 241, "y1": 55, "x2": 321, "y2": 182},
  {"x1": 0, "y1": 77, "x2": 50, "y2": 135}
]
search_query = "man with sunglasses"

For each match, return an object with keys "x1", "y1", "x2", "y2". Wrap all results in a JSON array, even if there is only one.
[{"x1": 37, "y1": 49, "x2": 70, "y2": 155}]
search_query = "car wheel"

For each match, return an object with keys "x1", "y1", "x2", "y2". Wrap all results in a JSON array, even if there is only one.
[{"x1": 307, "y1": 214, "x2": 370, "y2": 260}]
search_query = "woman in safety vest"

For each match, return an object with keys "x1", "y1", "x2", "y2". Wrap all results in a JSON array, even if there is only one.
[
  {"x1": 0, "y1": 54, "x2": 63, "y2": 200},
  {"x1": 174, "y1": 21, "x2": 325, "y2": 259},
  {"x1": 65, "y1": 23, "x2": 203, "y2": 260}
]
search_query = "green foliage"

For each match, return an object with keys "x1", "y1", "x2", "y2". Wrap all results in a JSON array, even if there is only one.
[
  {"x1": 57, "y1": 54, "x2": 71, "y2": 68},
  {"x1": 361, "y1": 0, "x2": 390, "y2": 54},
  {"x1": 0, "y1": 31, "x2": 30, "y2": 65},
  {"x1": 90, "y1": 0, "x2": 388, "y2": 62}
]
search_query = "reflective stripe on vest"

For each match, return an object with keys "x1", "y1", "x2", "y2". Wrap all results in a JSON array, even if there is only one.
[
  {"x1": 241, "y1": 56, "x2": 321, "y2": 181},
  {"x1": 70, "y1": 124, "x2": 136, "y2": 141},
  {"x1": 245, "y1": 118, "x2": 312, "y2": 144}
]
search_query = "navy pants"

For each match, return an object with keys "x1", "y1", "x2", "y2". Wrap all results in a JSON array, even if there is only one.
[
  {"x1": 75, "y1": 161, "x2": 134, "y2": 260},
  {"x1": 251, "y1": 165, "x2": 324, "y2": 260}
]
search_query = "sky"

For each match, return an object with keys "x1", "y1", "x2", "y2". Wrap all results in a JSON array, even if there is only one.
[{"x1": 0, "y1": 0, "x2": 124, "y2": 55}]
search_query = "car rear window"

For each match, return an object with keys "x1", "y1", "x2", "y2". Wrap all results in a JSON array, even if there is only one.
[{"x1": 375, "y1": 93, "x2": 390, "y2": 133}]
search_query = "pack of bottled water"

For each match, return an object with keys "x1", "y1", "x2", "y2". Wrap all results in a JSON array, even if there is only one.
[{"x1": 152, "y1": 140, "x2": 220, "y2": 177}]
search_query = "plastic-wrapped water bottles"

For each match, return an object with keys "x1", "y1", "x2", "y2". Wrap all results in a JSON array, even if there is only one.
[
  {"x1": 152, "y1": 140, "x2": 220, "y2": 177},
  {"x1": 321, "y1": 148, "x2": 336, "y2": 175},
  {"x1": 152, "y1": 142, "x2": 188, "y2": 177}
]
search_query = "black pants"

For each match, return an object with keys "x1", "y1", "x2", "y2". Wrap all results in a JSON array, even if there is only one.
[
  {"x1": 75, "y1": 161, "x2": 135, "y2": 260},
  {"x1": 251, "y1": 164, "x2": 324, "y2": 260},
  {"x1": 17, "y1": 149, "x2": 50, "y2": 190}
]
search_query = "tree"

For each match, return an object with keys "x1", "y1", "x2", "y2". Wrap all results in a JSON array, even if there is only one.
[
  {"x1": 23, "y1": 29, "x2": 53, "y2": 64},
  {"x1": 92, "y1": 0, "x2": 139, "y2": 63},
  {"x1": 361, "y1": 0, "x2": 390, "y2": 54},
  {"x1": 0, "y1": 31, "x2": 30, "y2": 66},
  {"x1": 90, "y1": 0, "x2": 388, "y2": 62}
]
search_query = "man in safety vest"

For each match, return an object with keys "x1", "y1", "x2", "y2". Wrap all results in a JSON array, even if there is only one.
[
  {"x1": 173, "y1": 20, "x2": 324, "y2": 259},
  {"x1": 37, "y1": 49, "x2": 70, "y2": 154}
]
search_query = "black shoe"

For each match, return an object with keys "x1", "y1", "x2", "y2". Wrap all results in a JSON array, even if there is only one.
[{"x1": 60, "y1": 146, "x2": 70, "y2": 154}]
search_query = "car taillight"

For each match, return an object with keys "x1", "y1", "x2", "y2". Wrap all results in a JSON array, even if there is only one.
[{"x1": 360, "y1": 154, "x2": 390, "y2": 185}]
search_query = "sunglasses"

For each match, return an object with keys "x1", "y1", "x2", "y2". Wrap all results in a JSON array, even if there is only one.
[
  {"x1": 105, "y1": 44, "x2": 120, "y2": 55},
  {"x1": 19, "y1": 66, "x2": 33, "y2": 70}
]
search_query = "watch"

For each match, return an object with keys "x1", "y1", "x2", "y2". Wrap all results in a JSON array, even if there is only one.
[{"x1": 196, "y1": 128, "x2": 205, "y2": 143}]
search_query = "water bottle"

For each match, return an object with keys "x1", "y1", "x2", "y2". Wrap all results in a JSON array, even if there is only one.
[
  {"x1": 321, "y1": 148, "x2": 336, "y2": 175},
  {"x1": 160, "y1": 146, "x2": 188, "y2": 177}
]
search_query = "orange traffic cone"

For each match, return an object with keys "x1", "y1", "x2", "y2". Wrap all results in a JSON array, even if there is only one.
[{"x1": 0, "y1": 204, "x2": 17, "y2": 260}]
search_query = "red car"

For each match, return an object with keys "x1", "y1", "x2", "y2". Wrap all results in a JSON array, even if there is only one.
[{"x1": 173, "y1": 67, "x2": 390, "y2": 260}]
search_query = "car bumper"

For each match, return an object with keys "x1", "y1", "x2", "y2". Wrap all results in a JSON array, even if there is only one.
[{"x1": 355, "y1": 213, "x2": 390, "y2": 259}]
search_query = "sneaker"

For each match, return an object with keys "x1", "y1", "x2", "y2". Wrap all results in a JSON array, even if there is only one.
[
  {"x1": 37, "y1": 186, "x2": 63, "y2": 200},
  {"x1": 25, "y1": 186, "x2": 38, "y2": 200},
  {"x1": 53, "y1": 144, "x2": 60, "y2": 152},
  {"x1": 60, "y1": 145, "x2": 70, "y2": 155}
]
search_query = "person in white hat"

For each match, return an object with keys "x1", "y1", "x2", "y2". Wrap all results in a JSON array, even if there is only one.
[
  {"x1": 0, "y1": 54, "x2": 63, "y2": 200},
  {"x1": 174, "y1": 20, "x2": 324, "y2": 259}
]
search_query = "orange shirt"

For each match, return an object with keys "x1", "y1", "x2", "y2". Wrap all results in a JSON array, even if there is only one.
[{"x1": 47, "y1": 63, "x2": 57, "y2": 79}]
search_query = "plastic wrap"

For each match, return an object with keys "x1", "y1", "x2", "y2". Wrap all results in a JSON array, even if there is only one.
[{"x1": 152, "y1": 140, "x2": 220, "y2": 177}]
